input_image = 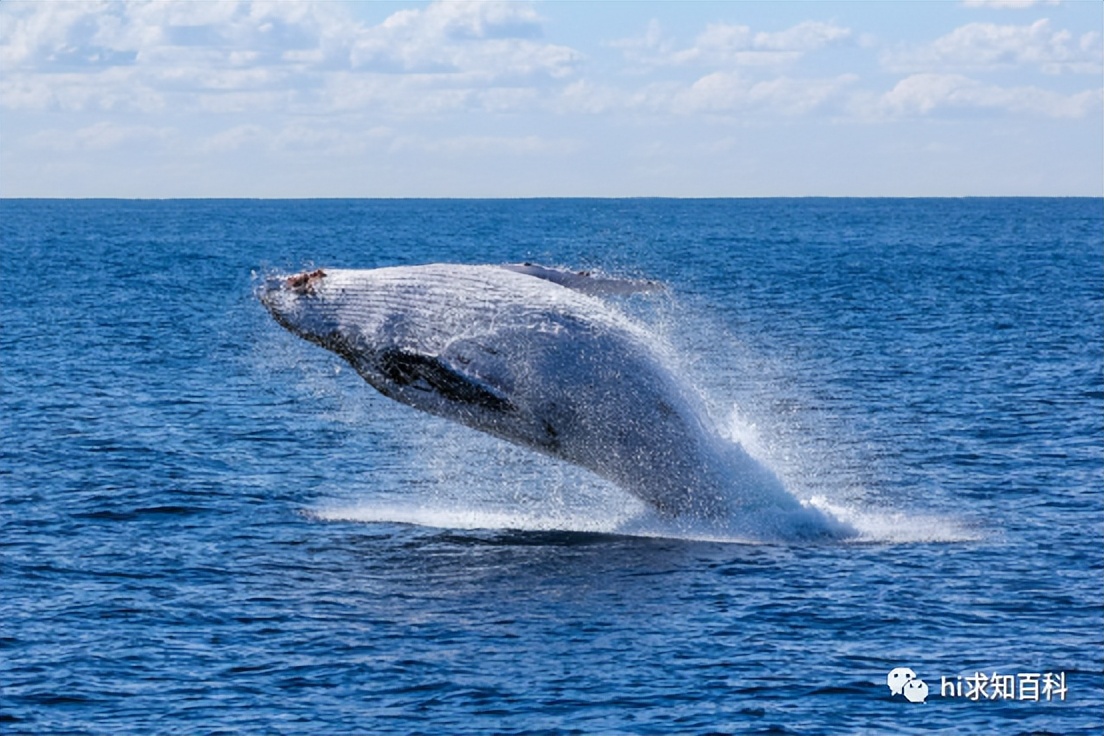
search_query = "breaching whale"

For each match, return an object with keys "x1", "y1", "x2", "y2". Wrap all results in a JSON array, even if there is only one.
[{"x1": 260, "y1": 263, "x2": 848, "y2": 539}]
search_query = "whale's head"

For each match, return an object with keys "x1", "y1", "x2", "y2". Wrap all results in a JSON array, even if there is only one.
[
  {"x1": 259, "y1": 266, "x2": 518, "y2": 417},
  {"x1": 262, "y1": 267, "x2": 417, "y2": 373},
  {"x1": 260, "y1": 268, "x2": 350, "y2": 352},
  {"x1": 261, "y1": 267, "x2": 393, "y2": 387},
  {"x1": 259, "y1": 267, "x2": 418, "y2": 366}
]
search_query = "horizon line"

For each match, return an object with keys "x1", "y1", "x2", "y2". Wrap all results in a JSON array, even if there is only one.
[{"x1": 3, "y1": 195, "x2": 1101, "y2": 202}]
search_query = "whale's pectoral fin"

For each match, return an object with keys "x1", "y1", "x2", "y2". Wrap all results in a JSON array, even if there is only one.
[
  {"x1": 378, "y1": 349, "x2": 516, "y2": 413},
  {"x1": 498, "y1": 263, "x2": 665, "y2": 296}
]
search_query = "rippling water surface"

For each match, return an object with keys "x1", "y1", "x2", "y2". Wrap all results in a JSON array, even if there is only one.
[{"x1": 2, "y1": 199, "x2": 1101, "y2": 734}]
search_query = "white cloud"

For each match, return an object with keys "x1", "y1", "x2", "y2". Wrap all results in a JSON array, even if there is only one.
[
  {"x1": 675, "y1": 71, "x2": 858, "y2": 115},
  {"x1": 608, "y1": 19, "x2": 668, "y2": 68},
  {"x1": 196, "y1": 123, "x2": 268, "y2": 154},
  {"x1": 0, "y1": 1, "x2": 330, "y2": 70},
  {"x1": 26, "y1": 121, "x2": 176, "y2": 151},
  {"x1": 0, "y1": 0, "x2": 580, "y2": 114},
  {"x1": 199, "y1": 124, "x2": 573, "y2": 158},
  {"x1": 753, "y1": 20, "x2": 853, "y2": 52},
  {"x1": 348, "y1": 1, "x2": 578, "y2": 79},
  {"x1": 1, "y1": 2, "x2": 1099, "y2": 197},
  {"x1": 883, "y1": 18, "x2": 1103, "y2": 74},
  {"x1": 601, "y1": 18, "x2": 856, "y2": 118},
  {"x1": 873, "y1": 72, "x2": 1101, "y2": 118},
  {"x1": 556, "y1": 79, "x2": 641, "y2": 115},
  {"x1": 612, "y1": 19, "x2": 852, "y2": 68},
  {"x1": 0, "y1": 66, "x2": 167, "y2": 112},
  {"x1": 196, "y1": 122, "x2": 390, "y2": 155},
  {"x1": 273, "y1": 122, "x2": 390, "y2": 154},
  {"x1": 389, "y1": 134, "x2": 579, "y2": 157},
  {"x1": 961, "y1": 0, "x2": 1060, "y2": 8},
  {"x1": 319, "y1": 72, "x2": 477, "y2": 116}
]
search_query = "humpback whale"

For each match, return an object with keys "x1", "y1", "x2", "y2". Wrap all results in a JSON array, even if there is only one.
[{"x1": 260, "y1": 263, "x2": 848, "y2": 539}]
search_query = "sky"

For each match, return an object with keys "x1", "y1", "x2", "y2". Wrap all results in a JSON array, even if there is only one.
[{"x1": 1, "y1": 0, "x2": 1101, "y2": 198}]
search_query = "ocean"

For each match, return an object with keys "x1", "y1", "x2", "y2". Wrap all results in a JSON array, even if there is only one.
[{"x1": 1, "y1": 198, "x2": 1101, "y2": 734}]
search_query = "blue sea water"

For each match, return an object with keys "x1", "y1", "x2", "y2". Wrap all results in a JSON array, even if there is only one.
[{"x1": 1, "y1": 198, "x2": 1101, "y2": 735}]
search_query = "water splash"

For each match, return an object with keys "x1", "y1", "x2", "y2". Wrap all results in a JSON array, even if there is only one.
[
  {"x1": 806, "y1": 497, "x2": 983, "y2": 544},
  {"x1": 307, "y1": 417, "x2": 859, "y2": 546},
  {"x1": 312, "y1": 481, "x2": 980, "y2": 546}
]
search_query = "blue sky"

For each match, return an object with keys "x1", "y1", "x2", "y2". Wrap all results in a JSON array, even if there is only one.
[{"x1": 1, "y1": 0, "x2": 1101, "y2": 197}]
